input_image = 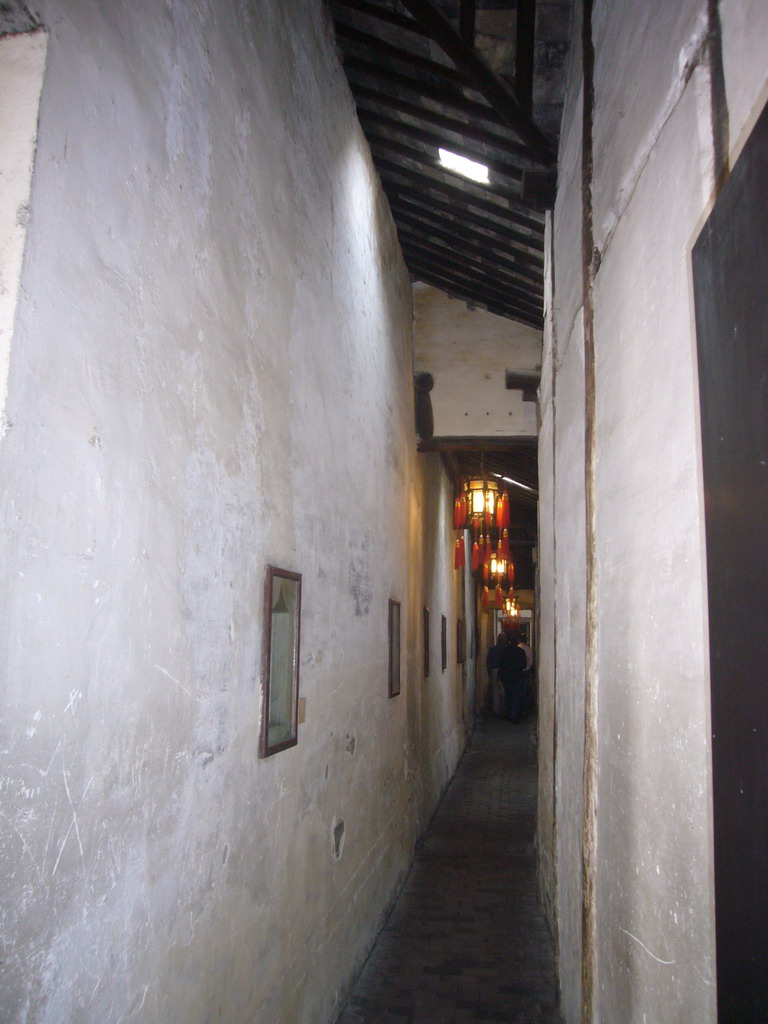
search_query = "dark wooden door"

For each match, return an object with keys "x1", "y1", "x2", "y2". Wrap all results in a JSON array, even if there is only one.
[{"x1": 692, "y1": 99, "x2": 768, "y2": 1023}]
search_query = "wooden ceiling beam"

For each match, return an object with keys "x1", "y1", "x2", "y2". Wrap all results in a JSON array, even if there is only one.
[
  {"x1": 394, "y1": 214, "x2": 544, "y2": 296},
  {"x1": 399, "y1": 225, "x2": 541, "y2": 289},
  {"x1": 343, "y1": 54, "x2": 508, "y2": 129},
  {"x1": 334, "y1": 21, "x2": 466, "y2": 85},
  {"x1": 372, "y1": 150, "x2": 545, "y2": 235},
  {"x1": 407, "y1": 260, "x2": 543, "y2": 328},
  {"x1": 409, "y1": 265, "x2": 534, "y2": 323},
  {"x1": 401, "y1": 239, "x2": 543, "y2": 317},
  {"x1": 418, "y1": 436, "x2": 537, "y2": 451},
  {"x1": 394, "y1": 0, "x2": 555, "y2": 165},
  {"x1": 332, "y1": 0, "x2": 432, "y2": 37},
  {"x1": 396, "y1": 223, "x2": 543, "y2": 297},
  {"x1": 515, "y1": 0, "x2": 536, "y2": 116},
  {"x1": 460, "y1": 0, "x2": 476, "y2": 46},
  {"x1": 405, "y1": 253, "x2": 542, "y2": 320},
  {"x1": 372, "y1": 147, "x2": 548, "y2": 231},
  {"x1": 357, "y1": 108, "x2": 528, "y2": 185},
  {"x1": 399, "y1": 227, "x2": 544, "y2": 299},
  {"x1": 377, "y1": 170, "x2": 545, "y2": 264},
  {"x1": 352, "y1": 82, "x2": 530, "y2": 161},
  {"x1": 385, "y1": 188, "x2": 545, "y2": 274},
  {"x1": 388, "y1": 195, "x2": 542, "y2": 272}
]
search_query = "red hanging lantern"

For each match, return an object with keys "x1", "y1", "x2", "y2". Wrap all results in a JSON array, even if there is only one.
[
  {"x1": 483, "y1": 561, "x2": 489, "y2": 582},
  {"x1": 502, "y1": 528, "x2": 510, "y2": 558},
  {"x1": 456, "y1": 483, "x2": 468, "y2": 528},
  {"x1": 482, "y1": 586, "x2": 489, "y2": 609},
  {"x1": 507, "y1": 560, "x2": 515, "y2": 586},
  {"x1": 495, "y1": 584, "x2": 503, "y2": 607},
  {"x1": 454, "y1": 536, "x2": 465, "y2": 569},
  {"x1": 484, "y1": 533, "x2": 492, "y2": 564},
  {"x1": 471, "y1": 540, "x2": 481, "y2": 571},
  {"x1": 497, "y1": 489, "x2": 510, "y2": 529}
]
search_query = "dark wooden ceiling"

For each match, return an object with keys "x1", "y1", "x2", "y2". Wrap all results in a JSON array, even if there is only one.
[{"x1": 328, "y1": 0, "x2": 572, "y2": 328}]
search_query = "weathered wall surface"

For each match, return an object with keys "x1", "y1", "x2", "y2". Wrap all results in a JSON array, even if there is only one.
[
  {"x1": 537, "y1": 21, "x2": 586, "y2": 1021},
  {"x1": 539, "y1": 1, "x2": 768, "y2": 1022},
  {"x1": 413, "y1": 283, "x2": 540, "y2": 438},
  {"x1": 0, "y1": 3, "x2": 467, "y2": 1022},
  {"x1": 535, "y1": 217, "x2": 556, "y2": 934},
  {"x1": 411, "y1": 454, "x2": 468, "y2": 819},
  {"x1": 0, "y1": 29, "x2": 47, "y2": 429}
]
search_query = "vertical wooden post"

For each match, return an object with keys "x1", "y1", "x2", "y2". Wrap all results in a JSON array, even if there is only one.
[
  {"x1": 516, "y1": 0, "x2": 536, "y2": 115},
  {"x1": 460, "y1": 0, "x2": 476, "y2": 46}
]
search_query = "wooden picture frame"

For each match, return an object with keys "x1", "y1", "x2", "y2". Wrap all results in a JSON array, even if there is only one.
[
  {"x1": 457, "y1": 618, "x2": 465, "y2": 664},
  {"x1": 388, "y1": 599, "x2": 401, "y2": 698},
  {"x1": 423, "y1": 606, "x2": 430, "y2": 677},
  {"x1": 441, "y1": 614, "x2": 447, "y2": 672},
  {"x1": 259, "y1": 565, "x2": 302, "y2": 758}
]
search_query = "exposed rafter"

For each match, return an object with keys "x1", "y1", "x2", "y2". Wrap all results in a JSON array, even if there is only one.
[
  {"x1": 393, "y1": 0, "x2": 555, "y2": 165},
  {"x1": 515, "y1": 0, "x2": 537, "y2": 115},
  {"x1": 460, "y1": 0, "x2": 476, "y2": 46},
  {"x1": 352, "y1": 81, "x2": 532, "y2": 163},
  {"x1": 329, "y1": 0, "x2": 569, "y2": 329}
]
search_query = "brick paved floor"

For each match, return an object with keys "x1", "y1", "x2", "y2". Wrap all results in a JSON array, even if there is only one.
[{"x1": 336, "y1": 715, "x2": 562, "y2": 1024}]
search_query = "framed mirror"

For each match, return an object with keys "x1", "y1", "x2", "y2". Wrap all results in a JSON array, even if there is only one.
[
  {"x1": 260, "y1": 565, "x2": 302, "y2": 758},
  {"x1": 388, "y1": 599, "x2": 401, "y2": 698}
]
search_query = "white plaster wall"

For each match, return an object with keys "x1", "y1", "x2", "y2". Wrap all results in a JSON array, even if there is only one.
[
  {"x1": 553, "y1": 313, "x2": 586, "y2": 1024},
  {"x1": 540, "y1": 0, "x2": 768, "y2": 1021},
  {"x1": 591, "y1": 1, "x2": 709, "y2": 255},
  {"x1": 413, "y1": 283, "x2": 540, "y2": 437},
  {"x1": 721, "y1": 0, "x2": 768, "y2": 158},
  {"x1": 0, "y1": 3, "x2": 467, "y2": 1022},
  {"x1": 535, "y1": 220, "x2": 556, "y2": 933},
  {"x1": 0, "y1": 29, "x2": 47, "y2": 432},
  {"x1": 404, "y1": 453, "x2": 469, "y2": 831},
  {"x1": 421, "y1": 456, "x2": 468, "y2": 803},
  {"x1": 536, "y1": 35, "x2": 587, "y2": 1023},
  {"x1": 591, "y1": 60, "x2": 717, "y2": 1024}
]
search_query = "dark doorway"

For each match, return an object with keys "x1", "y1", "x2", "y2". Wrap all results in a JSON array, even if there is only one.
[{"x1": 692, "y1": 99, "x2": 768, "y2": 1023}]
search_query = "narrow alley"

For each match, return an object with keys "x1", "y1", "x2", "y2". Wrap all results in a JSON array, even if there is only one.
[
  {"x1": 3, "y1": 1, "x2": 768, "y2": 1021},
  {"x1": 338, "y1": 716, "x2": 560, "y2": 1024}
]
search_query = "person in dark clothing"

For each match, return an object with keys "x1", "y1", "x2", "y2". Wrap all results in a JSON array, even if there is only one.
[
  {"x1": 485, "y1": 632, "x2": 507, "y2": 714},
  {"x1": 498, "y1": 630, "x2": 528, "y2": 722}
]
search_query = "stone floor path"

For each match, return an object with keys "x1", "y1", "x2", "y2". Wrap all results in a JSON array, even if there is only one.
[{"x1": 336, "y1": 715, "x2": 562, "y2": 1024}]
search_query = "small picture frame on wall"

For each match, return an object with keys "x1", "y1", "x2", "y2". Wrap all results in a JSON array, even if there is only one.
[
  {"x1": 441, "y1": 614, "x2": 447, "y2": 672},
  {"x1": 423, "y1": 606, "x2": 430, "y2": 677},
  {"x1": 388, "y1": 599, "x2": 401, "y2": 698},
  {"x1": 260, "y1": 565, "x2": 302, "y2": 758},
  {"x1": 457, "y1": 618, "x2": 465, "y2": 664}
]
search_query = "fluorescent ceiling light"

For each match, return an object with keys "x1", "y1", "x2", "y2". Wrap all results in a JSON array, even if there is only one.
[
  {"x1": 492, "y1": 472, "x2": 538, "y2": 496},
  {"x1": 438, "y1": 148, "x2": 489, "y2": 184}
]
